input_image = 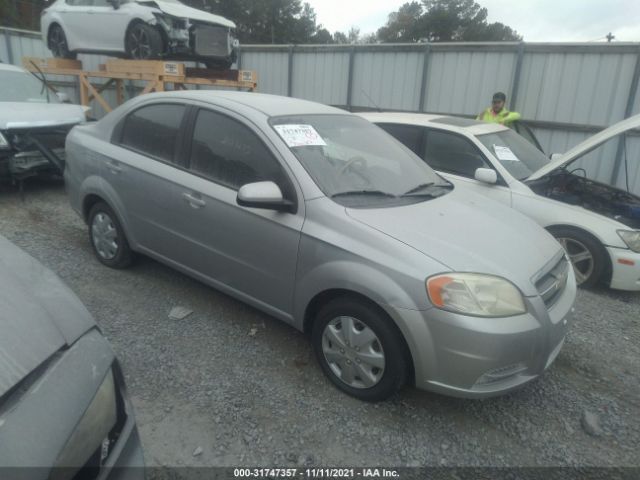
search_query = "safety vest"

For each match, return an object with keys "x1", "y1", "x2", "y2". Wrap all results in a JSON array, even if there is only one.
[{"x1": 477, "y1": 107, "x2": 521, "y2": 127}]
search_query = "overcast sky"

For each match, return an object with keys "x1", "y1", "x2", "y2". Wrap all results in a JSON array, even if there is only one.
[{"x1": 307, "y1": 0, "x2": 640, "y2": 42}]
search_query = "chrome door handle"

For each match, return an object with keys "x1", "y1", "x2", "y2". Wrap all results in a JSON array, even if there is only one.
[
  {"x1": 106, "y1": 161, "x2": 122, "y2": 174},
  {"x1": 182, "y1": 192, "x2": 206, "y2": 208}
]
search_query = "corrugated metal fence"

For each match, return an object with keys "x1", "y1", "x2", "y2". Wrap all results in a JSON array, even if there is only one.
[{"x1": 2, "y1": 26, "x2": 640, "y2": 193}]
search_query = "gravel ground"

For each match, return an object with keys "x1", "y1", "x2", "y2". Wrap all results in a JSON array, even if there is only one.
[{"x1": 1, "y1": 179, "x2": 639, "y2": 469}]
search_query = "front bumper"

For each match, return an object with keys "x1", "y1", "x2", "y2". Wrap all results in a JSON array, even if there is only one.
[
  {"x1": 607, "y1": 246, "x2": 640, "y2": 291},
  {"x1": 385, "y1": 272, "x2": 576, "y2": 398},
  {"x1": 0, "y1": 128, "x2": 67, "y2": 180}
]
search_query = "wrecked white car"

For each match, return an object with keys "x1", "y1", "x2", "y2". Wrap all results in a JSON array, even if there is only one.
[
  {"x1": 0, "y1": 63, "x2": 87, "y2": 184},
  {"x1": 41, "y1": 0, "x2": 239, "y2": 69}
]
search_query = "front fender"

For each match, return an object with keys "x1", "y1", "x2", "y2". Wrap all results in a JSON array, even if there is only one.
[
  {"x1": 512, "y1": 190, "x2": 629, "y2": 248},
  {"x1": 293, "y1": 259, "x2": 425, "y2": 328}
]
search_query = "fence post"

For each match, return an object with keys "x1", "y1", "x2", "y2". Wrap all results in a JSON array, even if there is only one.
[
  {"x1": 418, "y1": 42, "x2": 431, "y2": 112},
  {"x1": 510, "y1": 42, "x2": 525, "y2": 110},
  {"x1": 611, "y1": 46, "x2": 640, "y2": 185},
  {"x1": 3, "y1": 29, "x2": 15, "y2": 65},
  {"x1": 346, "y1": 46, "x2": 356, "y2": 111},
  {"x1": 287, "y1": 44, "x2": 294, "y2": 97}
]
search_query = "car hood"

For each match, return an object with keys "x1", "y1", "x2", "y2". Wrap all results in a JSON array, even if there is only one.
[
  {"x1": 346, "y1": 187, "x2": 562, "y2": 297},
  {"x1": 0, "y1": 236, "x2": 95, "y2": 399},
  {"x1": 0, "y1": 102, "x2": 86, "y2": 131},
  {"x1": 528, "y1": 113, "x2": 640, "y2": 181},
  {"x1": 140, "y1": 0, "x2": 236, "y2": 28}
]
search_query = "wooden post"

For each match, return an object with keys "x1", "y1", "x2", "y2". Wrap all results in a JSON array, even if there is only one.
[
  {"x1": 79, "y1": 73, "x2": 89, "y2": 107},
  {"x1": 116, "y1": 79, "x2": 125, "y2": 105}
]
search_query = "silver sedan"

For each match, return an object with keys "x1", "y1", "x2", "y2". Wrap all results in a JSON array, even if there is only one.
[{"x1": 64, "y1": 91, "x2": 576, "y2": 401}]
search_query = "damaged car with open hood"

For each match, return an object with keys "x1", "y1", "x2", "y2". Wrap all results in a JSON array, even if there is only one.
[
  {"x1": 41, "y1": 0, "x2": 239, "y2": 69},
  {"x1": 0, "y1": 62, "x2": 88, "y2": 185},
  {"x1": 362, "y1": 112, "x2": 640, "y2": 291}
]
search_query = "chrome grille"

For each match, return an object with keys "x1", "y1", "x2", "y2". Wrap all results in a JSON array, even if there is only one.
[
  {"x1": 535, "y1": 255, "x2": 570, "y2": 308},
  {"x1": 194, "y1": 25, "x2": 230, "y2": 57}
]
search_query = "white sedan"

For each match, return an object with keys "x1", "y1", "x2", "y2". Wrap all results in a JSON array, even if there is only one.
[
  {"x1": 41, "y1": 0, "x2": 239, "y2": 69},
  {"x1": 361, "y1": 112, "x2": 640, "y2": 291}
]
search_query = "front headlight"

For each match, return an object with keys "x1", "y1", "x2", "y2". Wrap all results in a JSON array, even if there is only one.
[
  {"x1": 426, "y1": 273, "x2": 527, "y2": 317},
  {"x1": 618, "y1": 230, "x2": 640, "y2": 253},
  {"x1": 53, "y1": 369, "x2": 117, "y2": 471},
  {"x1": 0, "y1": 131, "x2": 10, "y2": 149}
]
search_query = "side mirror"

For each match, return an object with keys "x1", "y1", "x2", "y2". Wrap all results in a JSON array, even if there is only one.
[
  {"x1": 107, "y1": 0, "x2": 120, "y2": 9},
  {"x1": 55, "y1": 91, "x2": 70, "y2": 103},
  {"x1": 550, "y1": 153, "x2": 562, "y2": 160},
  {"x1": 237, "y1": 181, "x2": 294, "y2": 212},
  {"x1": 474, "y1": 168, "x2": 498, "y2": 185}
]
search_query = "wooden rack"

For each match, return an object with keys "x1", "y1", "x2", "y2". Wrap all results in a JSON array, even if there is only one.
[{"x1": 22, "y1": 57, "x2": 257, "y2": 113}]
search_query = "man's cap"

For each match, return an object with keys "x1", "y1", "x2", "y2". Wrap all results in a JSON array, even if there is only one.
[{"x1": 492, "y1": 92, "x2": 506, "y2": 102}]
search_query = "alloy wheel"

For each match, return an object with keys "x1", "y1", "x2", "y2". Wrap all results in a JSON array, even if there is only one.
[
  {"x1": 557, "y1": 237, "x2": 594, "y2": 285},
  {"x1": 321, "y1": 316, "x2": 385, "y2": 389},
  {"x1": 129, "y1": 27, "x2": 152, "y2": 59},
  {"x1": 50, "y1": 27, "x2": 67, "y2": 57}
]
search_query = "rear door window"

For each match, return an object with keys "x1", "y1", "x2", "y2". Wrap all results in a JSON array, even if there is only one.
[{"x1": 120, "y1": 104, "x2": 186, "y2": 163}]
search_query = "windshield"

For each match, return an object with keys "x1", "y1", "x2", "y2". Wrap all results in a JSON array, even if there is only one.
[
  {"x1": 0, "y1": 70, "x2": 59, "y2": 104},
  {"x1": 270, "y1": 115, "x2": 450, "y2": 207},
  {"x1": 477, "y1": 129, "x2": 550, "y2": 180}
]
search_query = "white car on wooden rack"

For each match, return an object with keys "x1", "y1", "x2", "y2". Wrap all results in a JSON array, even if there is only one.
[
  {"x1": 41, "y1": 0, "x2": 239, "y2": 69},
  {"x1": 360, "y1": 112, "x2": 640, "y2": 291}
]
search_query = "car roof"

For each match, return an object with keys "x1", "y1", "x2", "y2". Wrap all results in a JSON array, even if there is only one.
[
  {"x1": 359, "y1": 111, "x2": 508, "y2": 136},
  {"x1": 0, "y1": 63, "x2": 26, "y2": 73},
  {"x1": 145, "y1": 91, "x2": 350, "y2": 118}
]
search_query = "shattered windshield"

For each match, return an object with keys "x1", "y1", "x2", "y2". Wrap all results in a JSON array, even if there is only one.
[
  {"x1": 270, "y1": 114, "x2": 451, "y2": 207},
  {"x1": 477, "y1": 128, "x2": 550, "y2": 180},
  {"x1": 0, "y1": 70, "x2": 59, "y2": 104}
]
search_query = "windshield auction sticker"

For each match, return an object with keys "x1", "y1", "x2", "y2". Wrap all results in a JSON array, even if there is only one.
[
  {"x1": 493, "y1": 144, "x2": 520, "y2": 161},
  {"x1": 274, "y1": 124, "x2": 327, "y2": 147}
]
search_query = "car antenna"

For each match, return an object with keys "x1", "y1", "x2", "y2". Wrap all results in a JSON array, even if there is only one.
[
  {"x1": 361, "y1": 89, "x2": 382, "y2": 112},
  {"x1": 29, "y1": 60, "x2": 51, "y2": 103}
]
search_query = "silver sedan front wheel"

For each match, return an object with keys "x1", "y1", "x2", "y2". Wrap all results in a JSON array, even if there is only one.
[
  {"x1": 322, "y1": 316, "x2": 386, "y2": 389},
  {"x1": 312, "y1": 298, "x2": 408, "y2": 401}
]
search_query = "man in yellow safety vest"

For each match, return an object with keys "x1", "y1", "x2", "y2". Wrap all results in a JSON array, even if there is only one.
[{"x1": 477, "y1": 92, "x2": 521, "y2": 127}]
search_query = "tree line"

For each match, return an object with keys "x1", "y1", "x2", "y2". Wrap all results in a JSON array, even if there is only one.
[{"x1": 1, "y1": 0, "x2": 521, "y2": 44}]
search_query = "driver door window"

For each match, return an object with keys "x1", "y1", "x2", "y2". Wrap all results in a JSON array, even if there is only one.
[
  {"x1": 424, "y1": 130, "x2": 492, "y2": 178},
  {"x1": 189, "y1": 109, "x2": 290, "y2": 195}
]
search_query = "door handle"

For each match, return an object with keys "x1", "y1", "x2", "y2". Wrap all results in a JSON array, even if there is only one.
[
  {"x1": 182, "y1": 192, "x2": 206, "y2": 208},
  {"x1": 106, "y1": 161, "x2": 122, "y2": 174}
]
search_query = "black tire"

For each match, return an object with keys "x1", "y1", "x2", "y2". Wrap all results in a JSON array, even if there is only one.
[
  {"x1": 48, "y1": 24, "x2": 77, "y2": 59},
  {"x1": 125, "y1": 23, "x2": 163, "y2": 60},
  {"x1": 548, "y1": 226, "x2": 608, "y2": 288},
  {"x1": 88, "y1": 202, "x2": 133, "y2": 269},
  {"x1": 312, "y1": 297, "x2": 408, "y2": 402},
  {"x1": 204, "y1": 58, "x2": 234, "y2": 70}
]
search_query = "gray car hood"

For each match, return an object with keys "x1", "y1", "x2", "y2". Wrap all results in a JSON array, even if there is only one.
[
  {"x1": 346, "y1": 187, "x2": 562, "y2": 297},
  {"x1": 0, "y1": 236, "x2": 94, "y2": 398},
  {"x1": 0, "y1": 102, "x2": 86, "y2": 130}
]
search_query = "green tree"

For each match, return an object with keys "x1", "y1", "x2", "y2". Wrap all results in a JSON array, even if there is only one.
[
  {"x1": 204, "y1": 0, "x2": 322, "y2": 44},
  {"x1": 377, "y1": 0, "x2": 521, "y2": 43}
]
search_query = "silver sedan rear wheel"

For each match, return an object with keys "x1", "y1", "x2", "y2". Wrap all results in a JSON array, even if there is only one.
[
  {"x1": 322, "y1": 316, "x2": 386, "y2": 389},
  {"x1": 88, "y1": 202, "x2": 133, "y2": 269},
  {"x1": 91, "y1": 212, "x2": 119, "y2": 260}
]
